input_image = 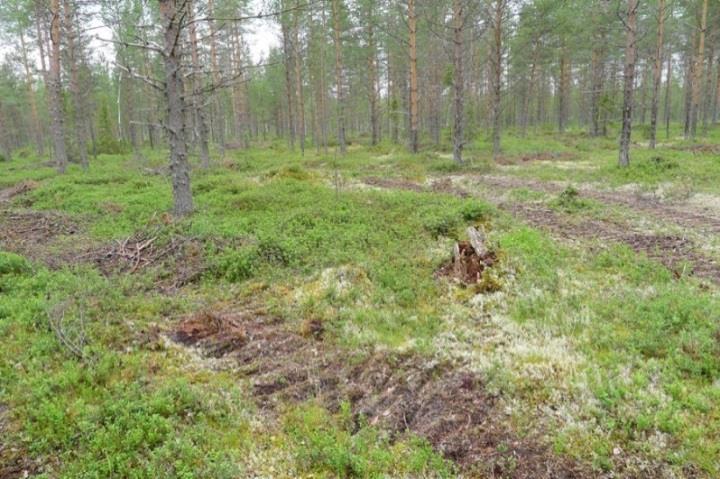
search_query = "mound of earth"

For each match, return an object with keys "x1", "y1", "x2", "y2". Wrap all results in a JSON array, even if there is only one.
[{"x1": 171, "y1": 307, "x2": 591, "y2": 477}]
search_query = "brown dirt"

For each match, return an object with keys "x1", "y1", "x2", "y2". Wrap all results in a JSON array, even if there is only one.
[
  {"x1": 504, "y1": 202, "x2": 720, "y2": 283},
  {"x1": 671, "y1": 144, "x2": 720, "y2": 155},
  {"x1": 0, "y1": 210, "x2": 81, "y2": 267},
  {"x1": 495, "y1": 152, "x2": 577, "y2": 165},
  {"x1": 363, "y1": 176, "x2": 470, "y2": 198},
  {"x1": 171, "y1": 308, "x2": 592, "y2": 478},
  {"x1": 0, "y1": 181, "x2": 38, "y2": 203},
  {"x1": 0, "y1": 405, "x2": 37, "y2": 479},
  {"x1": 474, "y1": 175, "x2": 720, "y2": 235}
]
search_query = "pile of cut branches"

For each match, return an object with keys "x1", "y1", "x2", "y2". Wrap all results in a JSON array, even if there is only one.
[{"x1": 82, "y1": 228, "x2": 207, "y2": 290}]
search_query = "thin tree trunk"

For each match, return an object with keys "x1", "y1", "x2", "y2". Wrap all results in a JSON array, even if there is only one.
[
  {"x1": 0, "y1": 103, "x2": 11, "y2": 161},
  {"x1": 187, "y1": 0, "x2": 210, "y2": 168},
  {"x1": 207, "y1": 0, "x2": 225, "y2": 158},
  {"x1": 19, "y1": 32, "x2": 44, "y2": 156},
  {"x1": 522, "y1": 39, "x2": 539, "y2": 136},
  {"x1": 232, "y1": 23, "x2": 249, "y2": 149},
  {"x1": 408, "y1": 0, "x2": 419, "y2": 153},
  {"x1": 702, "y1": 42, "x2": 714, "y2": 132},
  {"x1": 367, "y1": 18, "x2": 380, "y2": 146},
  {"x1": 331, "y1": 0, "x2": 346, "y2": 153},
  {"x1": 159, "y1": 0, "x2": 193, "y2": 216},
  {"x1": 491, "y1": 0, "x2": 504, "y2": 160},
  {"x1": 714, "y1": 54, "x2": 720, "y2": 124},
  {"x1": 649, "y1": 0, "x2": 665, "y2": 148},
  {"x1": 48, "y1": 0, "x2": 68, "y2": 173},
  {"x1": 664, "y1": 52, "x2": 672, "y2": 139},
  {"x1": 293, "y1": 2, "x2": 306, "y2": 155},
  {"x1": 619, "y1": 0, "x2": 639, "y2": 168},
  {"x1": 452, "y1": 0, "x2": 465, "y2": 163},
  {"x1": 63, "y1": 0, "x2": 88, "y2": 169},
  {"x1": 281, "y1": 16, "x2": 296, "y2": 150},
  {"x1": 558, "y1": 42, "x2": 570, "y2": 133},
  {"x1": 689, "y1": 0, "x2": 708, "y2": 139}
]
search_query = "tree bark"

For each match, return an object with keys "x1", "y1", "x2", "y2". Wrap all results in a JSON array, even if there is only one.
[
  {"x1": 19, "y1": 32, "x2": 44, "y2": 156},
  {"x1": 689, "y1": 0, "x2": 708, "y2": 139},
  {"x1": 664, "y1": 52, "x2": 672, "y2": 139},
  {"x1": 619, "y1": 0, "x2": 639, "y2": 168},
  {"x1": 63, "y1": 0, "x2": 88, "y2": 169},
  {"x1": 452, "y1": 0, "x2": 465, "y2": 163},
  {"x1": 207, "y1": 0, "x2": 225, "y2": 157},
  {"x1": 490, "y1": 0, "x2": 505, "y2": 160},
  {"x1": 557, "y1": 42, "x2": 570, "y2": 133},
  {"x1": 331, "y1": 0, "x2": 347, "y2": 154},
  {"x1": 408, "y1": 0, "x2": 419, "y2": 153},
  {"x1": 366, "y1": 17, "x2": 380, "y2": 146},
  {"x1": 714, "y1": 54, "x2": 720, "y2": 124},
  {"x1": 649, "y1": 0, "x2": 665, "y2": 148},
  {"x1": 48, "y1": 0, "x2": 68, "y2": 173},
  {"x1": 281, "y1": 16, "x2": 296, "y2": 150},
  {"x1": 293, "y1": 2, "x2": 306, "y2": 155},
  {"x1": 159, "y1": 0, "x2": 193, "y2": 216},
  {"x1": 0, "y1": 103, "x2": 11, "y2": 161},
  {"x1": 187, "y1": 0, "x2": 210, "y2": 168},
  {"x1": 231, "y1": 23, "x2": 249, "y2": 149}
]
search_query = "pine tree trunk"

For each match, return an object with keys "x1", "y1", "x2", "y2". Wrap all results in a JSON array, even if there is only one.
[
  {"x1": 207, "y1": 0, "x2": 225, "y2": 158},
  {"x1": 293, "y1": 3, "x2": 306, "y2": 155},
  {"x1": 713, "y1": 55, "x2": 720, "y2": 124},
  {"x1": 331, "y1": 0, "x2": 346, "y2": 153},
  {"x1": 491, "y1": 0, "x2": 504, "y2": 160},
  {"x1": 665, "y1": 53, "x2": 672, "y2": 138},
  {"x1": 452, "y1": 0, "x2": 465, "y2": 163},
  {"x1": 649, "y1": 0, "x2": 665, "y2": 149},
  {"x1": 187, "y1": 0, "x2": 210, "y2": 168},
  {"x1": 48, "y1": 0, "x2": 68, "y2": 173},
  {"x1": 281, "y1": 16, "x2": 296, "y2": 150},
  {"x1": 619, "y1": 0, "x2": 638, "y2": 168},
  {"x1": 408, "y1": 0, "x2": 419, "y2": 153},
  {"x1": 0, "y1": 103, "x2": 11, "y2": 161},
  {"x1": 19, "y1": 32, "x2": 44, "y2": 156},
  {"x1": 160, "y1": 0, "x2": 193, "y2": 216},
  {"x1": 689, "y1": 0, "x2": 708, "y2": 139},
  {"x1": 367, "y1": 19, "x2": 380, "y2": 146},
  {"x1": 63, "y1": 0, "x2": 88, "y2": 169},
  {"x1": 558, "y1": 43, "x2": 569, "y2": 133}
]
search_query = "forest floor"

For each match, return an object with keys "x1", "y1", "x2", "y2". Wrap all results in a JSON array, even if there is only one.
[{"x1": 2, "y1": 127, "x2": 720, "y2": 478}]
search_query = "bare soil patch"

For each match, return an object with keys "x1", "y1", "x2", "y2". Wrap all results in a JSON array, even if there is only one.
[
  {"x1": 672, "y1": 144, "x2": 720, "y2": 155},
  {"x1": 495, "y1": 152, "x2": 577, "y2": 166},
  {"x1": 0, "y1": 181, "x2": 38, "y2": 203},
  {"x1": 170, "y1": 307, "x2": 591, "y2": 477},
  {"x1": 473, "y1": 175, "x2": 720, "y2": 235},
  {"x1": 363, "y1": 176, "x2": 470, "y2": 197},
  {"x1": 505, "y1": 202, "x2": 720, "y2": 283}
]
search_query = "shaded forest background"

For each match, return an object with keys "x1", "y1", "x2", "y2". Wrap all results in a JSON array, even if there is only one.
[{"x1": 0, "y1": 0, "x2": 718, "y2": 213}]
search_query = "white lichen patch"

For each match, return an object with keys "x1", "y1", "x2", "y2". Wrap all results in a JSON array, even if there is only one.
[
  {"x1": 161, "y1": 334, "x2": 240, "y2": 372},
  {"x1": 292, "y1": 265, "x2": 373, "y2": 307},
  {"x1": 687, "y1": 192, "x2": 720, "y2": 214},
  {"x1": 548, "y1": 161, "x2": 598, "y2": 171}
]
